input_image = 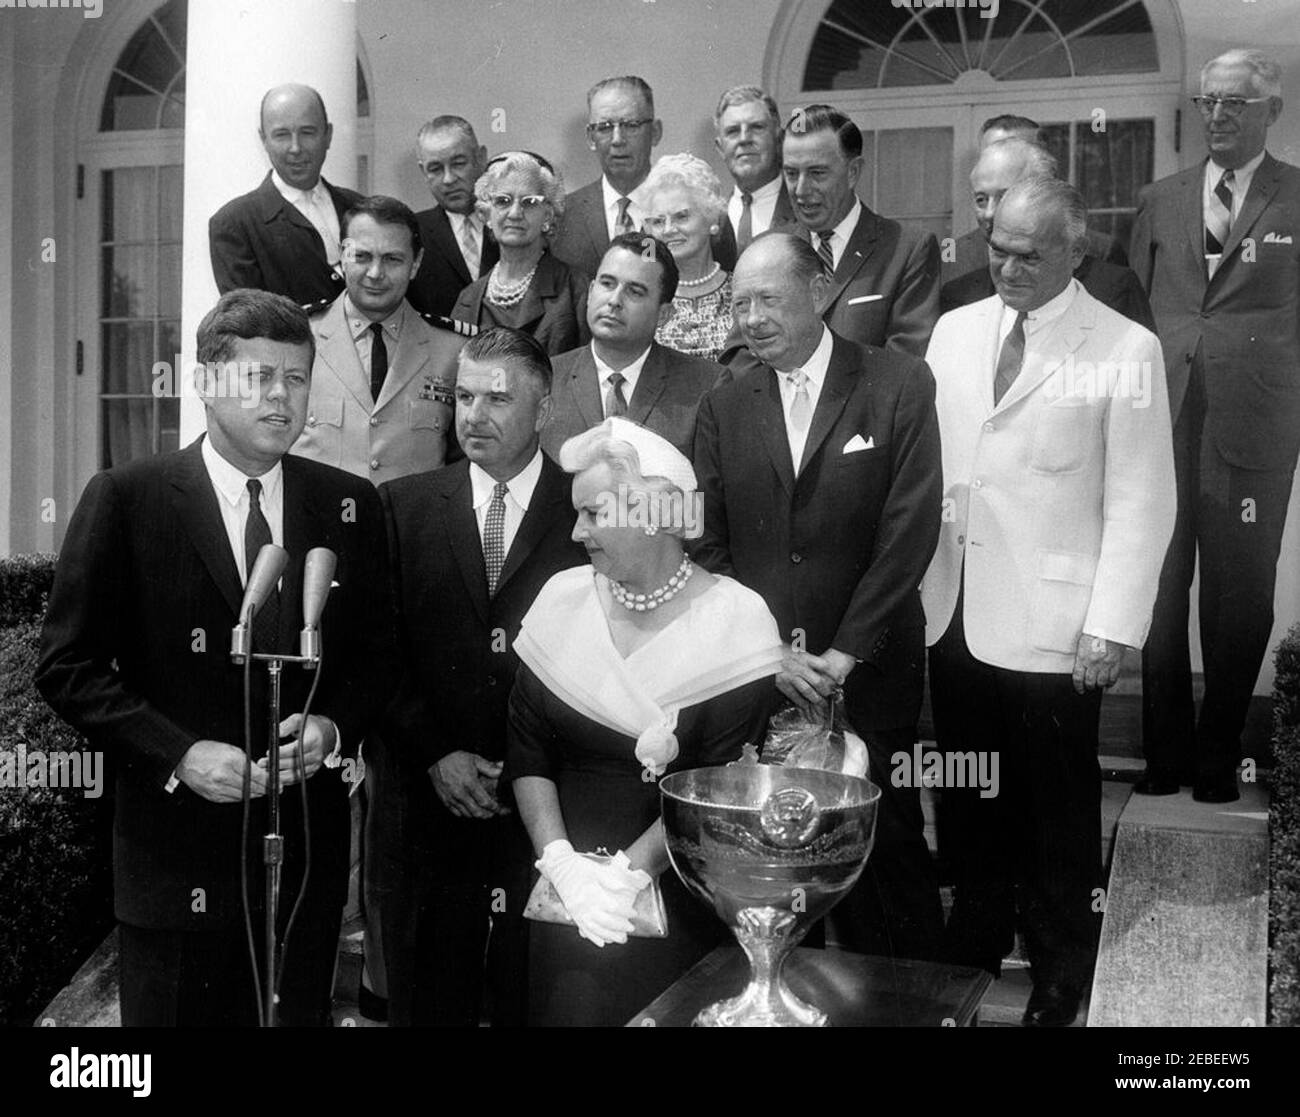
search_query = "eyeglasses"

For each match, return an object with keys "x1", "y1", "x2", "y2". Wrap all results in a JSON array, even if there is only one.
[
  {"x1": 1191, "y1": 95, "x2": 1272, "y2": 117},
  {"x1": 587, "y1": 118, "x2": 653, "y2": 139},
  {"x1": 487, "y1": 193, "x2": 547, "y2": 212}
]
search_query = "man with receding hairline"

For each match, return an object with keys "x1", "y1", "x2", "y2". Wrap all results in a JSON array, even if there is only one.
[
  {"x1": 713, "y1": 85, "x2": 795, "y2": 257},
  {"x1": 209, "y1": 83, "x2": 362, "y2": 307}
]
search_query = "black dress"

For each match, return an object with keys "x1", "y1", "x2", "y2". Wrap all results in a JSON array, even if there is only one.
[{"x1": 506, "y1": 662, "x2": 773, "y2": 1027}]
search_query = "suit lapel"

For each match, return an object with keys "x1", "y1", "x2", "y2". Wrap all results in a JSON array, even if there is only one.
[
  {"x1": 752, "y1": 369, "x2": 796, "y2": 496},
  {"x1": 1179, "y1": 162, "x2": 1208, "y2": 281},
  {"x1": 1217, "y1": 153, "x2": 1281, "y2": 279},
  {"x1": 314, "y1": 298, "x2": 374, "y2": 410},
  {"x1": 583, "y1": 187, "x2": 610, "y2": 261},
  {"x1": 430, "y1": 207, "x2": 472, "y2": 286},
  {"x1": 798, "y1": 339, "x2": 854, "y2": 474},
  {"x1": 442, "y1": 464, "x2": 490, "y2": 623},
  {"x1": 773, "y1": 183, "x2": 796, "y2": 228},
  {"x1": 994, "y1": 289, "x2": 1093, "y2": 413},
  {"x1": 627, "y1": 344, "x2": 669, "y2": 425},
  {"x1": 565, "y1": 346, "x2": 604, "y2": 430},
  {"x1": 166, "y1": 439, "x2": 244, "y2": 619},
  {"x1": 496, "y1": 455, "x2": 571, "y2": 594},
  {"x1": 278, "y1": 459, "x2": 312, "y2": 649},
  {"x1": 823, "y1": 203, "x2": 877, "y2": 311},
  {"x1": 375, "y1": 306, "x2": 430, "y2": 411}
]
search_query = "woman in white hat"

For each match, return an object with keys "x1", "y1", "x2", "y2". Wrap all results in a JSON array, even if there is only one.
[{"x1": 506, "y1": 417, "x2": 782, "y2": 1026}]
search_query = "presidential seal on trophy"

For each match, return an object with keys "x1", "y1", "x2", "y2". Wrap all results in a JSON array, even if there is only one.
[{"x1": 660, "y1": 764, "x2": 880, "y2": 1026}]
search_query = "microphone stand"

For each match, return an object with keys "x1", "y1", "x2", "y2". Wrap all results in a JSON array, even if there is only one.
[{"x1": 235, "y1": 615, "x2": 320, "y2": 1029}]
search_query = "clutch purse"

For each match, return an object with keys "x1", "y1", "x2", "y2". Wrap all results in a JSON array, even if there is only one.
[{"x1": 523, "y1": 851, "x2": 669, "y2": 938}]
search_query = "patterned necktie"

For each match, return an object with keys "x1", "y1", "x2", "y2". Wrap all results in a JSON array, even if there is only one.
[
  {"x1": 1205, "y1": 168, "x2": 1235, "y2": 274},
  {"x1": 738, "y1": 192, "x2": 754, "y2": 252},
  {"x1": 369, "y1": 322, "x2": 388, "y2": 405},
  {"x1": 815, "y1": 232, "x2": 835, "y2": 277},
  {"x1": 993, "y1": 311, "x2": 1028, "y2": 405},
  {"x1": 483, "y1": 481, "x2": 508, "y2": 596},
  {"x1": 459, "y1": 216, "x2": 480, "y2": 280},
  {"x1": 616, "y1": 196, "x2": 634, "y2": 234},
  {"x1": 605, "y1": 371, "x2": 629, "y2": 417},
  {"x1": 244, "y1": 479, "x2": 280, "y2": 652}
]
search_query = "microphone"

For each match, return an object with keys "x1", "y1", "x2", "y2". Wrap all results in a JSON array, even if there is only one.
[
  {"x1": 231, "y1": 544, "x2": 289, "y2": 663},
  {"x1": 299, "y1": 547, "x2": 337, "y2": 664}
]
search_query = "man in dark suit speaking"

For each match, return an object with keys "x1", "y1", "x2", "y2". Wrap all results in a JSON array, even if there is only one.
[
  {"x1": 694, "y1": 233, "x2": 945, "y2": 961},
  {"x1": 209, "y1": 85, "x2": 361, "y2": 307},
  {"x1": 375, "y1": 328, "x2": 586, "y2": 1026},
  {"x1": 543, "y1": 232, "x2": 726, "y2": 461},
  {"x1": 36, "y1": 289, "x2": 396, "y2": 1026},
  {"x1": 1132, "y1": 48, "x2": 1300, "y2": 803}
]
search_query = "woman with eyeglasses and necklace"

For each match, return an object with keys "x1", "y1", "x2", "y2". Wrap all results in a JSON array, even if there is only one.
[
  {"x1": 451, "y1": 151, "x2": 591, "y2": 354},
  {"x1": 632, "y1": 154, "x2": 733, "y2": 361}
]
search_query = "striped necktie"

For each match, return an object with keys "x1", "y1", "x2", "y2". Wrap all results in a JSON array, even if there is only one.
[
  {"x1": 605, "y1": 371, "x2": 628, "y2": 417},
  {"x1": 1205, "y1": 168, "x2": 1234, "y2": 276},
  {"x1": 616, "y1": 197, "x2": 634, "y2": 234},
  {"x1": 815, "y1": 232, "x2": 835, "y2": 277},
  {"x1": 459, "y1": 217, "x2": 481, "y2": 280}
]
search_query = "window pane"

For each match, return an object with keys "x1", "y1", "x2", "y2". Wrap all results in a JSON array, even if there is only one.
[
  {"x1": 101, "y1": 71, "x2": 165, "y2": 131},
  {"x1": 103, "y1": 168, "x2": 155, "y2": 244},
  {"x1": 158, "y1": 165, "x2": 183, "y2": 241},
  {"x1": 102, "y1": 246, "x2": 157, "y2": 318},
  {"x1": 159, "y1": 245, "x2": 182, "y2": 318},
  {"x1": 1074, "y1": 118, "x2": 1154, "y2": 245},
  {"x1": 101, "y1": 323, "x2": 157, "y2": 396},
  {"x1": 102, "y1": 399, "x2": 156, "y2": 470},
  {"x1": 158, "y1": 396, "x2": 181, "y2": 456},
  {"x1": 115, "y1": 16, "x2": 181, "y2": 98},
  {"x1": 994, "y1": 15, "x2": 1071, "y2": 80},
  {"x1": 100, "y1": 0, "x2": 186, "y2": 131},
  {"x1": 1068, "y1": 5, "x2": 1159, "y2": 75},
  {"x1": 804, "y1": 24, "x2": 886, "y2": 90},
  {"x1": 877, "y1": 128, "x2": 953, "y2": 222}
]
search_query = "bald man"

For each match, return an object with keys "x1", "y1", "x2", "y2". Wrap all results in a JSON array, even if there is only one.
[
  {"x1": 209, "y1": 83, "x2": 363, "y2": 307},
  {"x1": 941, "y1": 139, "x2": 1153, "y2": 329}
]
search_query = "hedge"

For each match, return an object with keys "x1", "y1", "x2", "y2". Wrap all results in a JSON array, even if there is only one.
[
  {"x1": 1271, "y1": 623, "x2": 1300, "y2": 1026},
  {"x1": 0, "y1": 555, "x2": 113, "y2": 1026}
]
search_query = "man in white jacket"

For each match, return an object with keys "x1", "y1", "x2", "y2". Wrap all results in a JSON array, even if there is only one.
[{"x1": 921, "y1": 177, "x2": 1176, "y2": 1026}]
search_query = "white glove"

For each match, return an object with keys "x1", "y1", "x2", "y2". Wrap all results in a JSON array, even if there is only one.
[{"x1": 536, "y1": 840, "x2": 639, "y2": 947}]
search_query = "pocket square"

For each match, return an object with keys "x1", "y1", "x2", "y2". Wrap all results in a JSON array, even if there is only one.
[
  {"x1": 1264, "y1": 232, "x2": 1294, "y2": 244},
  {"x1": 843, "y1": 434, "x2": 875, "y2": 453},
  {"x1": 846, "y1": 294, "x2": 884, "y2": 306}
]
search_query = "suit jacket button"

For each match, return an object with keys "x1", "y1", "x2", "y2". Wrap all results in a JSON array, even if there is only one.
[
  {"x1": 307, "y1": 415, "x2": 317, "y2": 426},
  {"x1": 487, "y1": 675, "x2": 498, "y2": 687},
  {"x1": 790, "y1": 552, "x2": 803, "y2": 564},
  {"x1": 369, "y1": 417, "x2": 379, "y2": 427},
  {"x1": 957, "y1": 534, "x2": 965, "y2": 545},
  {"x1": 370, "y1": 458, "x2": 380, "y2": 470}
]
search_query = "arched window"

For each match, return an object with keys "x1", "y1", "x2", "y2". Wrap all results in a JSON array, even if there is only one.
[
  {"x1": 767, "y1": 0, "x2": 1181, "y2": 249},
  {"x1": 804, "y1": 0, "x2": 1159, "y2": 90},
  {"x1": 84, "y1": 1, "x2": 373, "y2": 471}
]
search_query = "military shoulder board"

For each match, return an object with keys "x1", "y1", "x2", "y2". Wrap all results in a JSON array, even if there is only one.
[{"x1": 421, "y1": 312, "x2": 478, "y2": 337}]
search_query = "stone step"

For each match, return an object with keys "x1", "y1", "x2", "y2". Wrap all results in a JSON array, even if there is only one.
[{"x1": 1088, "y1": 776, "x2": 1269, "y2": 1027}]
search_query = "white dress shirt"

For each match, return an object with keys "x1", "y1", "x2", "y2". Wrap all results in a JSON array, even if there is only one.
[
  {"x1": 815, "y1": 197, "x2": 863, "y2": 273},
  {"x1": 345, "y1": 296, "x2": 404, "y2": 389},
  {"x1": 775, "y1": 325, "x2": 833, "y2": 472},
  {"x1": 601, "y1": 175, "x2": 644, "y2": 240},
  {"x1": 1203, "y1": 148, "x2": 1266, "y2": 227},
  {"x1": 727, "y1": 175, "x2": 783, "y2": 239},
  {"x1": 271, "y1": 170, "x2": 342, "y2": 265},
  {"x1": 447, "y1": 211, "x2": 484, "y2": 279},
  {"x1": 201, "y1": 435, "x2": 284, "y2": 585},
  {"x1": 470, "y1": 448, "x2": 544, "y2": 559},
  {"x1": 592, "y1": 342, "x2": 652, "y2": 417}
]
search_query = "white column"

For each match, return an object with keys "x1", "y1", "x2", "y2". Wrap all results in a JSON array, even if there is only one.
[{"x1": 179, "y1": 0, "x2": 358, "y2": 446}]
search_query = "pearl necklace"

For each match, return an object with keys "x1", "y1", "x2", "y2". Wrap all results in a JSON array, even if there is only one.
[
  {"x1": 610, "y1": 555, "x2": 693, "y2": 612},
  {"x1": 677, "y1": 263, "x2": 722, "y2": 288},
  {"x1": 485, "y1": 262, "x2": 538, "y2": 307}
]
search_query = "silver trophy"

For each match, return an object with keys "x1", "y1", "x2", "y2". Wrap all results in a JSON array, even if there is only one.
[{"x1": 660, "y1": 765, "x2": 880, "y2": 1026}]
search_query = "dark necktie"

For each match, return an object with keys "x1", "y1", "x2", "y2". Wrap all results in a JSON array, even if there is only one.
[
  {"x1": 815, "y1": 232, "x2": 835, "y2": 277},
  {"x1": 738, "y1": 192, "x2": 754, "y2": 252},
  {"x1": 993, "y1": 311, "x2": 1028, "y2": 405},
  {"x1": 483, "y1": 482, "x2": 508, "y2": 596},
  {"x1": 244, "y1": 479, "x2": 280, "y2": 652},
  {"x1": 369, "y1": 322, "x2": 388, "y2": 405},
  {"x1": 616, "y1": 197, "x2": 634, "y2": 234},
  {"x1": 605, "y1": 371, "x2": 628, "y2": 417}
]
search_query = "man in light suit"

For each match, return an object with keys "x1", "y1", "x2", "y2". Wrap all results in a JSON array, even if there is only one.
[
  {"x1": 293, "y1": 195, "x2": 469, "y2": 486},
  {"x1": 552, "y1": 76, "x2": 736, "y2": 279},
  {"x1": 695, "y1": 232, "x2": 945, "y2": 962},
  {"x1": 376, "y1": 328, "x2": 587, "y2": 1026},
  {"x1": 722, "y1": 104, "x2": 940, "y2": 371},
  {"x1": 940, "y1": 139, "x2": 1154, "y2": 330},
  {"x1": 1132, "y1": 49, "x2": 1300, "y2": 803},
  {"x1": 543, "y1": 232, "x2": 726, "y2": 460},
  {"x1": 713, "y1": 85, "x2": 796, "y2": 260},
  {"x1": 209, "y1": 85, "x2": 361, "y2": 307},
  {"x1": 407, "y1": 116, "x2": 499, "y2": 319},
  {"x1": 36, "y1": 290, "x2": 396, "y2": 1025},
  {"x1": 923, "y1": 177, "x2": 1175, "y2": 1026}
]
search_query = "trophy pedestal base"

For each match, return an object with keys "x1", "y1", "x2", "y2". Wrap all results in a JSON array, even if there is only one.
[{"x1": 692, "y1": 983, "x2": 827, "y2": 1028}]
